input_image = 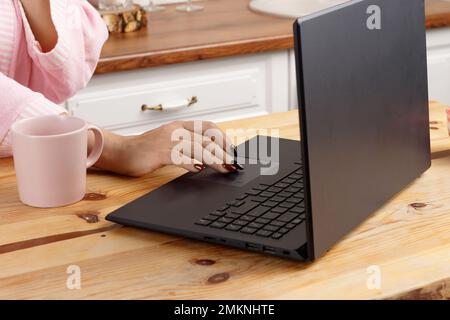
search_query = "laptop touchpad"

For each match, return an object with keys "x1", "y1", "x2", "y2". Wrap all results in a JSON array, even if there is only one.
[{"x1": 186, "y1": 162, "x2": 269, "y2": 187}]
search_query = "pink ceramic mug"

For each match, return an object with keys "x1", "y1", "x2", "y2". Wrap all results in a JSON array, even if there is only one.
[{"x1": 11, "y1": 115, "x2": 104, "y2": 208}]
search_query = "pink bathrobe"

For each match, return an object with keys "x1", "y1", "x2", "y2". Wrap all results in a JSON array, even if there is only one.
[{"x1": 0, "y1": 0, "x2": 108, "y2": 157}]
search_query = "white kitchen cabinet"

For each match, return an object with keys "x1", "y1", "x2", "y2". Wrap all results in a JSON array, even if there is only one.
[
  {"x1": 288, "y1": 27, "x2": 450, "y2": 109},
  {"x1": 64, "y1": 27, "x2": 450, "y2": 135},
  {"x1": 64, "y1": 51, "x2": 289, "y2": 135},
  {"x1": 426, "y1": 27, "x2": 450, "y2": 106}
]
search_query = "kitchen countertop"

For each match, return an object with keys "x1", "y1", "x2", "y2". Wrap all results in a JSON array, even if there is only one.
[
  {"x1": 96, "y1": 0, "x2": 450, "y2": 74},
  {"x1": 0, "y1": 101, "x2": 449, "y2": 299}
]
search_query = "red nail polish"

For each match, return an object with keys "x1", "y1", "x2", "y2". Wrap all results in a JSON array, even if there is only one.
[
  {"x1": 194, "y1": 164, "x2": 205, "y2": 171},
  {"x1": 223, "y1": 164, "x2": 237, "y2": 172}
]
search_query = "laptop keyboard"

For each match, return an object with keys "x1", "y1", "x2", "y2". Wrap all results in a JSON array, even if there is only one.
[{"x1": 195, "y1": 163, "x2": 306, "y2": 240}]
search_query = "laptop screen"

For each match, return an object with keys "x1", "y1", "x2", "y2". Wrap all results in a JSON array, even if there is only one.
[{"x1": 294, "y1": 0, "x2": 430, "y2": 258}]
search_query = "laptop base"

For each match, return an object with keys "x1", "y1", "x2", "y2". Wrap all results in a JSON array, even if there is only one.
[{"x1": 106, "y1": 136, "x2": 310, "y2": 261}]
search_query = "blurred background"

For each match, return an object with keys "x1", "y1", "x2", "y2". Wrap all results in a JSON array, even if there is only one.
[{"x1": 71, "y1": 0, "x2": 450, "y2": 135}]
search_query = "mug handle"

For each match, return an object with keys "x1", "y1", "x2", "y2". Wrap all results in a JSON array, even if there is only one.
[{"x1": 86, "y1": 125, "x2": 104, "y2": 168}]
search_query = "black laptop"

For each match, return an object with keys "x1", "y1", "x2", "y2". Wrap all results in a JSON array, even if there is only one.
[{"x1": 106, "y1": 0, "x2": 430, "y2": 261}]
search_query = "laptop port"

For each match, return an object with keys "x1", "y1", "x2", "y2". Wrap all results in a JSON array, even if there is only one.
[
  {"x1": 203, "y1": 236, "x2": 226, "y2": 243},
  {"x1": 262, "y1": 246, "x2": 277, "y2": 254},
  {"x1": 246, "y1": 243, "x2": 259, "y2": 250}
]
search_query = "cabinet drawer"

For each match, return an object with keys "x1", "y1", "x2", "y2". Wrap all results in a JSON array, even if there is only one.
[
  {"x1": 65, "y1": 52, "x2": 289, "y2": 135},
  {"x1": 68, "y1": 70, "x2": 258, "y2": 132}
]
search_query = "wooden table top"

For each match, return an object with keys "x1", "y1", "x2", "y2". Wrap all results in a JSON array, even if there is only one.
[
  {"x1": 97, "y1": 0, "x2": 450, "y2": 74},
  {"x1": 0, "y1": 101, "x2": 449, "y2": 299}
]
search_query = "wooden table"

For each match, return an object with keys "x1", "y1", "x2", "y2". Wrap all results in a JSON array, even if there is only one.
[
  {"x1": 97, "y1": 0, "x2": 450, "y2": 73},
  {"x1": 0, "y1": 101, "x2": 449, "y2": 299}
]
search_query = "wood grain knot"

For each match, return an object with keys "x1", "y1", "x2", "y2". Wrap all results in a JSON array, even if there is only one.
[
  {"x1": 195, "y1": 259, "x2": 216, "y2": 266},
  {"x1": 76, "y1": 211, "x2": 100, "y2": 223},
  {"x1": 410, "y1": 202, "x2": 427, "y2": 209},
  {"x1": 389, "y1": 278, "x2": 449, "y2": 300},
  {"x1": 83, "y1": 193, "x2": 107, "y2": 201},
  {"x1": 207, "y1": 272, "x2": 230, "y2": 284}
]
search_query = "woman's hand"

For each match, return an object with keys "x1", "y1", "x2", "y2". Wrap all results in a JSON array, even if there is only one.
[{"x1": 91, "y1": 121, "x2": 237, "y2": 177}]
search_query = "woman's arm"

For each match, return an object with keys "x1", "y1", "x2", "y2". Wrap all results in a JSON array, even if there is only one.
[
  {"x1": 13, "y1": 1, "x2": 235, "y2": 176},
  {"x1": 19, "y1": 0, "x2": 108, "y2": 103},
  {"x1": 0, "y1": 72, "x2": 66, "y2": 157},
  {"x1": 88, "y1": 122, "x2": 237, "y2": 177},
  {"x1": 20, "y1": 0, "x2": 58, "y2": 53},
  {"x1": 1, "y1": 71, "x2": 235, "y2": 175}
]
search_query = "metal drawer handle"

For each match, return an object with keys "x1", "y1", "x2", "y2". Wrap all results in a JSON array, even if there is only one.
[{"x1": 141, "y1": 96, "x2": 198, "y2": 112}]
